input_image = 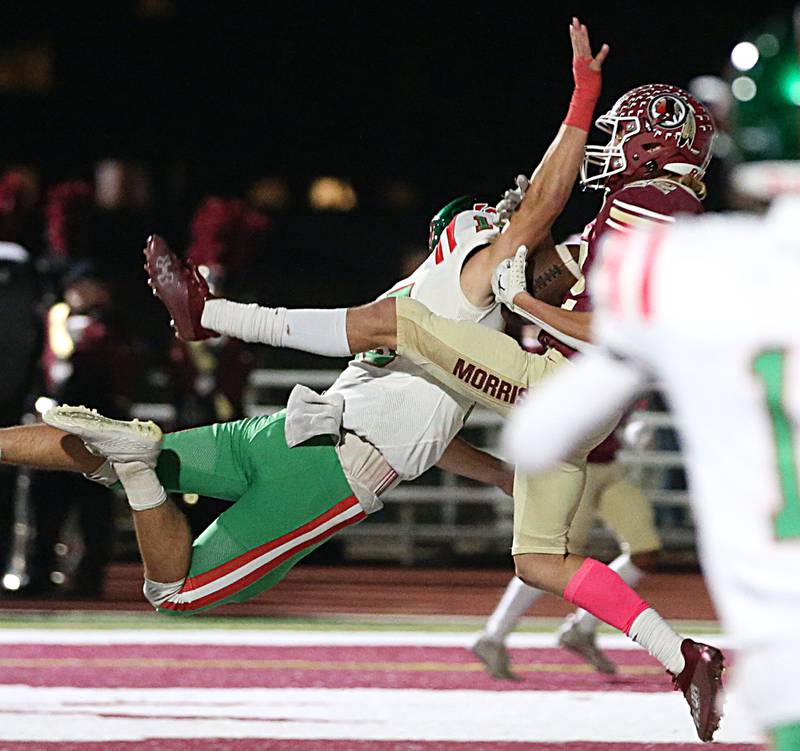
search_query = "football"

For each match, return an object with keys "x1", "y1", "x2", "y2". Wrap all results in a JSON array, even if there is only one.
[{"x1": 525, "y1": 241, "x2": 582, "y2": 306}]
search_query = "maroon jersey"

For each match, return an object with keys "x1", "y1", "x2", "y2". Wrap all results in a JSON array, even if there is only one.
[{"x1": 541, "y1": 178, "x2": 703, "y2": 357}]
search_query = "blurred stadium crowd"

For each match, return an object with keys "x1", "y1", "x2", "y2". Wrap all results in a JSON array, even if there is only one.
[{"x1": 0, "y1": 173, "x2": 282, "y2": 596}]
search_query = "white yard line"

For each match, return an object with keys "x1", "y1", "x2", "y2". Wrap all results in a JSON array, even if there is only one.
[
  {"x1": 0, "y1": 685, "x2": 763, "y2": 744},
  {"x1": 0, "y1": 628, "x2": 739, "y2": 649}
]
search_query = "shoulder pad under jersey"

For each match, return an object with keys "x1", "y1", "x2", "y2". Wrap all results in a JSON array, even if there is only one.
[{"x1": 601, "y1": 179, "x2": 703, "y2": 238}]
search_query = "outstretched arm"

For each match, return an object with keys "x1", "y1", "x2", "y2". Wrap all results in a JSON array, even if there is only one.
[
  {"x1": 460, "y1": 18, "x2": 609, "y2": 307},
  {"x1": 436, "y1": 436, "x2": 514, "y2": 496},
  {"x1": 514, "y1": 290, "x2": 593, "y2": 343}
]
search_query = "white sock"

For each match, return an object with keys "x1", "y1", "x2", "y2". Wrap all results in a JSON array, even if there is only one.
[
  {"x1": 114, "y1": 461, "x2": 167, "y2": 511},
  {"x1": 628, "y1": 607, "x2": 685, "y2": 674},
  {"x1": 573, "y1": 553, "x2": 644, "y2": 635},
  {"x1": 482, "y1": 577, "x2": 543, "y2": 642},
  {"x1": 201, "y1": 299, "x2": 351, "y2": 356}
]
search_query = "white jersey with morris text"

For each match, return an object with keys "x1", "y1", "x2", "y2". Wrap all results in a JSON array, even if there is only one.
[{"x1": 328, "y1": 208, "x2": 503, "y2": 479}]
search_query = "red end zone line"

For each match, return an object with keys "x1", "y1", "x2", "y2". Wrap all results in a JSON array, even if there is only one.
[
  {"x1": 0, "y1": 742, "x2": 764, "y2": 751},
  {"x1": 0, "y1": 644, "x2": 678, "y2": 692}
]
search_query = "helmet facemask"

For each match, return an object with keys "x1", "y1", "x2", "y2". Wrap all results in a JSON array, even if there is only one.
[{"x1": 580, "y1": 113, "x2": 641, "y2": 190}]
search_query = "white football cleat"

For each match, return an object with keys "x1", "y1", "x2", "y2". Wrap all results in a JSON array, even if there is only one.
[{"x1": 44, "y1": 405, "x2": 163, "y2": 468}]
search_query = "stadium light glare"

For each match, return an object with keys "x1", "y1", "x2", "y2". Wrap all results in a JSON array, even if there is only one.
[
  {"x1": 731, "y1": 41, "x2": 760, "y2": 71},
  {"x1": 2, "y1": 574, "x2": 21, "y2": 591},
  {"x1": 756, "y1": 33, "x2": 780, "y2": 58},
  {"x1": 782, "y1": 67, "x2": 800, "y2": 105},
  {"x1": 34, "y1": 396, "x2": 57, "y2": 416},
  {"x1": 731, "y1": 76, "x2": 758, "y2": 102},
  {"x1": 309, "y1": 177, "x2": 358, "y2": 211}
]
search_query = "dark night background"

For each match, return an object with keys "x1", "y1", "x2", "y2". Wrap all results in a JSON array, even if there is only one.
[{"x1": 0, "y1": 0, "x2": 793, "y2": 314}]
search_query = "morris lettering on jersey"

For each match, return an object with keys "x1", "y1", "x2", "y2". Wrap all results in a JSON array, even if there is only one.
[{"x1": 452, "y1": 358, "x2": 526, "y2": 404}]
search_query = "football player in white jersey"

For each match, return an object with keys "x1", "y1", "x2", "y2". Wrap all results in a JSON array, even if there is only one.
[
  {"x1": 26, "y1": 22, "x2": 733, "y2": 737},
  {"x1": 0, "y1": 20, "x2": 607, "y2": 610},
  {"x1": 128, "y1": 76, "x2": 726, "y2": 744},
  {"x1": 164, "y1": 82, "x2": 726, "y2": 740},
  {"x1": 501, "y1": 14, "x2": 800, "y2": 747}
]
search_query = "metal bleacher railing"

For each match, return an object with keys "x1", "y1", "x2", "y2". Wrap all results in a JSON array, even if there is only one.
[{"x1": 133, "y1": 368, "x2": 696, "y2": 564}]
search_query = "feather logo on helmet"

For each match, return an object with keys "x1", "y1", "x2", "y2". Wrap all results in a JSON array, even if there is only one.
[
  {"x1": 648, "y1": 94, "x2": 687, "y2": 129},
  {"x1": 648, "y1": 94, "x2": 697, "y2": 149}
]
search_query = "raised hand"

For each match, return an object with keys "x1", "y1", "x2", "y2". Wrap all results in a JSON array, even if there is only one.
[{"x1": 569, "y1": 16, "x2": 609, "y2": 73}]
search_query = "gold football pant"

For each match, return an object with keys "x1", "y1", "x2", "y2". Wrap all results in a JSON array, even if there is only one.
[
  {"x1": 395, "y1": 297, "x2": 620, "y2": 554},
  {"x1": 568, "y1": 461, "x2": 661, "y2": 556}
]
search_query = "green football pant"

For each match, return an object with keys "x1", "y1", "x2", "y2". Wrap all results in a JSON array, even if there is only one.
[{"x1": 152, "y1": 410, "x2": 363, "y2": 615}]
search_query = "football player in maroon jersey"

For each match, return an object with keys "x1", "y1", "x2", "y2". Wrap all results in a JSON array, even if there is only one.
[
  {"x1": 0, "y1": 25, "x2": 723, "y2": 743},
  {"x1": 479, "y1": 86, "x2": 717, "y2": 687},
  {"x1": 132, "y1": 84, "x2": 724, "y2": 741},
  {"x1": 495, "y1": 83, "x2": 715, "y2": 347}
]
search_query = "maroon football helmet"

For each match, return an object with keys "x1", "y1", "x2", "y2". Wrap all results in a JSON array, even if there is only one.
[{"x1": 581, "y1": 84, "x2": 716, "y2": 193}]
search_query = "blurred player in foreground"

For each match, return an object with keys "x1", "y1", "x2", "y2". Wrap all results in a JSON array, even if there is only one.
[{"x1": 502, "y1": 12, "x2": 800, "y2": 746}]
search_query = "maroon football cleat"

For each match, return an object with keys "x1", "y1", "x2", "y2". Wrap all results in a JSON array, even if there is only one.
[
  {"x1": 143, "y1": 235, "x2": 218, "y2": 341},
  {"x1": 672, "y1": 639, "x2": 725, "y2": 742}
]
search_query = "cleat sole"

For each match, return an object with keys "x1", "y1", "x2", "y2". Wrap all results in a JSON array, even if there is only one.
[{"x1": 44, "y1": 405, "x2": 162, "y2": 449}]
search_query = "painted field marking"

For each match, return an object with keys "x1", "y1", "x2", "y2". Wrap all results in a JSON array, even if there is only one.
[
  {"x1": 0, "y1": 685, "x2": 763, "y2": 744},
  {"x1": 0, "y1": 656, "x2": 664, "y2": 675}
]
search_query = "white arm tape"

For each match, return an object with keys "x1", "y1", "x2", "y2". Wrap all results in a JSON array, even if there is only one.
[{"x1": 84, "y1": 458, "x2": 118, "y2": 487}]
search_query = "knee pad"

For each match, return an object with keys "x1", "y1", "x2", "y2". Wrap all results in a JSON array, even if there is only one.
[{"x1": 143, "y1": 577, "x2": 186, "y2": 609}]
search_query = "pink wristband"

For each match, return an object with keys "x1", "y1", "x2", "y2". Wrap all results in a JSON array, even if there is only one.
[{"x1": 564, "y1": 58, "x2": 601, "y2": 132}]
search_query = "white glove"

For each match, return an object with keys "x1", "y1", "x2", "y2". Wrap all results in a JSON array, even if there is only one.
[
  {"x1": 495, "y1": 174, "x2": 530, "y2": 225},
  {"x1": 492, "y1": 245, "x2": 528, "y2": 308},
  {"x1": 84, "y1": 458, "x2": 119, "y2": 488},
  {"x1": 493, "y1": 245, "x2": 596, "y2": 354}
]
